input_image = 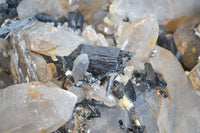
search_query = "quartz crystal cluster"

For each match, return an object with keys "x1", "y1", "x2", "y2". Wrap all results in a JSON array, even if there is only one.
[{"x1": 0, "y1": 0, "x2": 200, "y2": 133}]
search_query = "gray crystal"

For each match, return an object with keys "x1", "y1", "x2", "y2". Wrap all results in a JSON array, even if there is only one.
[
  {"x1": 72, "y1": 54, "x2": 89, "y2": 83},
  {"x1": 0, "y1": 82, "x2": 77, "y2": 133}
]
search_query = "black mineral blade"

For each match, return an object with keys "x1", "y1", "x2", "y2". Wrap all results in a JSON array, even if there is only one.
[
  {"x1": 124, "y1": 80, "x2": 136, "y2": 103},
  {"x1": 68, "y1": 12, "x2": 76, "y2": 29},
  {"x1": 144, "y1": 62, "x2": 157, "y2": 91},
  {"x1": 67, "y1": 11, "x2": 84, "y2": 31},
  {"x1": 75, "y1": 11, "x2": 84, "y2": 31},
  {"x1": 35, "y1": 13, "x2": 59, "y2": 25},
  {"x1": 156, "y1": 72, "x2": 167, "y2": 89}
]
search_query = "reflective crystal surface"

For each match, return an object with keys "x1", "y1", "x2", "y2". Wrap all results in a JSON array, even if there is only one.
[{"x1": 0, "y1": 82, "x2": 77, "y2": 133}]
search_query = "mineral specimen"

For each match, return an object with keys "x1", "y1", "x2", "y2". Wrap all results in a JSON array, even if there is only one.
[{"x1": 0, "y1": 82, "x2": 77, "y2": 133}]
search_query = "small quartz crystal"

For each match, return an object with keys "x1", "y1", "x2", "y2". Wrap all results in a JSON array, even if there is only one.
[
  {"x1": 72, "y1": 54, "x2": 89, "y2": 83},
  {"x1": 115, "y1": 15, "x2": 159, "y2": 62}
]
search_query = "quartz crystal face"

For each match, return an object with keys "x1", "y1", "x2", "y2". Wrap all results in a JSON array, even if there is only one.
[
  {"x1": 0, "y1": 82, "x2": 77, "y2": 133},
  {"x1": 150, "y1": 46, "x2": 200, "y2": 133}
]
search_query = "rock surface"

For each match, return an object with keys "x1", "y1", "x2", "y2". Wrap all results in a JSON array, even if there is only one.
[
  {"x1": 188, "y1": 63, "x2": 200, "y2": 92},
  {"x1": 116, "y1": 15, "x2": 159, "y2": 62},
  {"x1": 173, "y1": 28, "x2": 200, "y2": 70},
  {"x1": 0, "y1": 82, "x2": 77, "y2": 133}
]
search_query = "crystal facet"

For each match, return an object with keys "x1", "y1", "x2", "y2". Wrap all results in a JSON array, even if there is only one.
[{"x1": 0, "y1": 82, "x2": 77, "y2": 133}]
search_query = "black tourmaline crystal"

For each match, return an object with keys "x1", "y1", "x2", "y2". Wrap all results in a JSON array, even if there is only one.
[
  {"x1": 35, "y1": 13, "x2": 59, "y2": 24},
  {"x1": 0, "y1": 3, "x2": 8, "y2": 12},
  {"x1": 65, "y1": 44, "x2": 132, "y2": 76},
  {"x1": 68, "y1": 11, "x2": 84, "y2": 31},
  {"x1": 124, "y1": 80, "x2": 136, "y2": 102},
  {"x1": 144, "y1": 62, "x2": 157, "y2": 91},
  {"x1": 6, "y1": 0, "x2": 18, "y2": 8}
]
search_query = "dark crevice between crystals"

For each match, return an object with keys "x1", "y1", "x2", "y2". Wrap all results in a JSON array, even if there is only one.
[
  {"x1": 52, "y1": 99, "x2": 104, "y2": 133},
  {"x1": 156, "y1": 29, "x2": 182, "y2": 62}
]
